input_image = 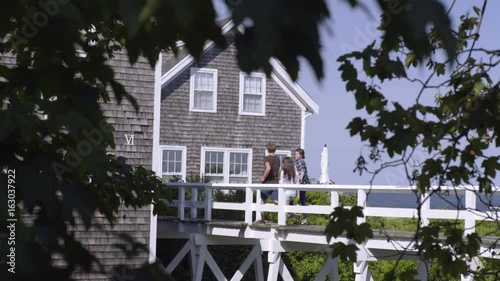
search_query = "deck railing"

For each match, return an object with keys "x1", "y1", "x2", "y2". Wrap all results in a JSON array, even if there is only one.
[{"x1": 163, "y1": 183, "x2": 500, "y2": 234}]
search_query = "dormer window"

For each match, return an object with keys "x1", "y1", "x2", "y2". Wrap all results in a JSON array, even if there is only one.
[
  {"x1": 189, "y1": 68, "x2": 218, "y2": 112},
  {"x1": 239, "y1": 72, "x2": 266, "y2": 116}
]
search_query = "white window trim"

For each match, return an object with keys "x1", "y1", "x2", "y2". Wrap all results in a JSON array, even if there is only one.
[
  {"x1": 239, "y1": 72, "x2": 266, "y2": 116},
  {"x1": 200, "y1": 147, "x2": 253, "y2": 183},
  {"x1": 265, "y1": 150, "x2": 291, "y2": 165},
  {"x1": 189, "y1": 67, "x2": 218, "y2": 113},
  {"x1": 265, "y1": 150, "x2": 291, "y2": 158},
  {"x1": 160, "y1": 145, "x2": 187, "y2": 182}
]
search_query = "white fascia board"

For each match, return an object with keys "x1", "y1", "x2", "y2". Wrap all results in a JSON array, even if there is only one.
[
  {"x1": 270, "y1": 58, "x2": 319, "y2": 114},
  {"x1": 271, "y1": 73, "x2": 306, "y2": 112}
]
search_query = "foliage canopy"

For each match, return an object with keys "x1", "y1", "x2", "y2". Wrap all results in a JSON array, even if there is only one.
[{"x1": 1, "y1": 0, "x2": 498, "y2": 280}]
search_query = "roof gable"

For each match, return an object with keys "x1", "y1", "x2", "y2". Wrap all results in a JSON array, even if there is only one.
[{"x1": 160, "y1": 20, "x2": 319, "y2": 114}]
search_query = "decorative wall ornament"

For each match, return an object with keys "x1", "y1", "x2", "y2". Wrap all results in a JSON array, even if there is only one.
[{"x1": 125, "y1": 134, "x2": 134, "y2": 145}]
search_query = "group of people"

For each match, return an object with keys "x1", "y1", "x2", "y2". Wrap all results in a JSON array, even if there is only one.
[{"x1": 257, "y1": 143, "x2": 309, "y2": 225}]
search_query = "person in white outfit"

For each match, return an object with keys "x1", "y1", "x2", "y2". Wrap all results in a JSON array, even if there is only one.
[{"x1": 279, "y1": 157, "x2": 300, "y2": 206}]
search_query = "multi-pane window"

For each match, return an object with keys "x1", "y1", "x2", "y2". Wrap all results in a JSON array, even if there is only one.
[
  {"x1": 239, "y1": 72, "x2": 266, "y2": 116},
  {"x1": 204, "y1": 151, "x2": 224, "y2": 183},
  {"x1": 161, "y1": 146, "x2": 186, "y2": 182},
  {"x1": 190, "y1": 68, "x2": 218, "y2": 112},
  {"x1": 201, "y1": 148, "x2": 252, "y2": 183},
  {"x1": 229, "y1": 152, "x2": 248, "y2": 183}
]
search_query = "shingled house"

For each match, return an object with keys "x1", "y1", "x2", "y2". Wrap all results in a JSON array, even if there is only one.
[
  {"x1": 1, "y1": 50, "x2": 157, "y2": 280},
  {"x1": 2, "y1": 19, "x2": 318, "y2": 280},
  {"x1": 158, "y1": 20, "x2": 319, "y2": 184}
]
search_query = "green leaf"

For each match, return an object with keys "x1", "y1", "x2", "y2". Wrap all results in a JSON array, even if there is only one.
[
  {"x1": 330, "y1": 242, "x2": 359, "y2": 261},
  {"x1": 416, "y1": 175, "x2": 430, "y2": 193},
  {"x1": 473, "y1": 80, "x2": 485, "y2": 95},
  {"x1": 479, "y1": 177, "x2": 492, "y2": 193},
  {"x1": 380, "y1": 0, "x2": 457, "y2": 62},
  {"x1": 473, "y1": 6, "x2": 481, "y2": 16},
  {"x1": 118, "y1": 0, "x2": 144, "y2": 36},
  {"x1": 233, "y1": 0, "x2": 330, "y2": 80},
  {"x1": 404, "y1": 53, "x2": 416, "y2": 68},
  {"x1": 481, "y1": 157, "x2": 500, "y2": 178},
  {"x1": 347, "y1": 117, "x2": 367, "y2": 137},
  {"x1": 435, "y1": 63, "x2": 445, "y2": 76}
]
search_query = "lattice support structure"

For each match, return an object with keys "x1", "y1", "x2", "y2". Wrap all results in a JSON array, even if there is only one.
[{"x1": 158, "y1": 234, "x2": 347, "y2": 281}]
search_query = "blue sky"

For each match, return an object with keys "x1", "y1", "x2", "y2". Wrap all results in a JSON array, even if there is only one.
[{"x1": 214, "y1": 0, "x2": 500, "y2": 185}]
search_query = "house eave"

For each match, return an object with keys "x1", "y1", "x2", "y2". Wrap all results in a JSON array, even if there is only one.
[
  {"x1": 160, "y1": 20, "x2": 234, "y2": 87},
  {"x1": 270, "y1": 59, "x2": 319, "y2": 115},
  {"x1": 160, "y1": 20, "x2": 319, "y2": 115}
]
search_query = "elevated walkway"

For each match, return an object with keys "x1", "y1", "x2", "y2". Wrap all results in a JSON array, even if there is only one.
[{"x1": 153, "y1": 183, "x2": 500, "y2": 281}]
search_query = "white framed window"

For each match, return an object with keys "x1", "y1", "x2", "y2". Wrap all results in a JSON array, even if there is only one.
[
  {"x1": 190, "y1": 68, "x2": 218, "y2": 112},
  {"x1": 239, "y1": 72, "x2": 266, "y2": 116},
  {"x1": 201, "y1": 147, "x2": 252, "y2": 183},
  {"x1": 161, "y1": 146, "x2": 187, "y2": 182},
  {"x1": 265, "y1": 149, "x2": 291, "y2": 164}
]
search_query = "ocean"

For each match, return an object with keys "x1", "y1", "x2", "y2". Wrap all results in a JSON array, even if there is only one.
[{"x1": 367, "y1": 192, "x2": 500, "y2": 212}]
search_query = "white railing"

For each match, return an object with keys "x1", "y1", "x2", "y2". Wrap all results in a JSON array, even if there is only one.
[{"x1": 163, "y1": 183, "x2": 500, "y2": 234}]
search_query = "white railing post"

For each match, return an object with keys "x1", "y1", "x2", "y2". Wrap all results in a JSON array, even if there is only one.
[
  {"x1": 357, "y1": 189, "x2": 367, "y2": 224},
  {"x1": 256, "y1": 188, "x2": 262, "y2": 222},
  {"x1": 464, "y1": 189, "x2": 476, "y2": 235},
  {"x1": 245, "y1": 187, "x2": 253, "y2": 224},
  {"x1": 278, "y1": 187, "x2": 286, "y2": 225},
  {"x1": 179, "y1": 187, "x2": 185, "y2": 220},
  {"x1": 191, "y1": 188, "x2": 198, "y2": 219},
  {"x1": 205, "y1": 186, "x2": 212, "y2": 221},
  {"x1": 330, "y1": 191, "x2": 339, "y2": 209},
  {"x1": 420, "y1": 191, "x2": 430, "y2": 227}
]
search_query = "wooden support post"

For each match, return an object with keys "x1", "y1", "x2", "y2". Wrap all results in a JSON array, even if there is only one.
[
  {"x1": 205, "y1": 251, "x2": 228, "y2": 281},
  {"x1": 254, "y1": 246, "x2": 265, "y2": 281},
  {"x1": 191, "y1": 188, "x2": 198, "y2": 219},
  {"x1": 189, "y1": 235, "x2": 197, "y2": 279},
  {"x1": 230, "y1": 245, "x2": 260, "y2": 281},
  {"x1": 256, "y1": 189, "x2": 262, "y2": 222},
  {"x1": 194, "y1": 245, "x2": 207, "y2": 281},
  {"x1": 357, "y1": 190, "x2": 367, "y2": 225},
  {"x1": 314, "y1": 255, "x2": 339, "y2": 281},
  {"x1": 331, "y1": 191, "x2": 339, "y2": 208},
  {"x1": 245, "y1": 187, "x2": 253, "y2": 224},
  {"x1": 205, "y1": 186, "x2": 213, "y2": 221},
  {"x1": 179, "y1": 187, "x2": 185, "y2": 220},
  {"x1": 278, "y1": 258, "x2": 294, "y2": 280},
  {"x1": 354, "y1": 261, "x2": 372, "y2": 281},
  {"x1": 415, "y1": 260, "x2": 430, "y2": 281},
  {"x1": 329, "y1": 257, "x2": 339, "y2": 281},
  {"x1": 267, "y1": 252, "x2": 280, "y2": 281},
  {"x1": 464, "y1": 190, "x2": 477, "y2": 235},
  {"x1": 165, "y1": 240, "x2": 191, "y2": 274},
  {"x1": 420, "y1": 192, "x2": 430, "y2": 227},
  {"x1": 278, "y1": 187, "x2": 286, "y2": 225}
]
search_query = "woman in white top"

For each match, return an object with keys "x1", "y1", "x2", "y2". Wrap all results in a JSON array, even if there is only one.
[{"x1": 279, "y1": 157, "x2": 300, "y2": 205}]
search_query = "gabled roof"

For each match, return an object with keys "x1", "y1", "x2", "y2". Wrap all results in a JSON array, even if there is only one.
[{"x1": 160, "y1": 20, "x2": 319, "y2": 114}]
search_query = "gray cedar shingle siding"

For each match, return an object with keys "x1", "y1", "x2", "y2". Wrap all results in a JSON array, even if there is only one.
[
  {"x1": 2, "y1": 51, "x2": 155, "y2": 280},
  {"x1": 0, "y1": 51, "x2": 16, "y2": 69},
  {"x1": 161, "y1": 38, "x2": 303, "y2": 182},
  {"x1": 104, "y1": 51, "x2": 155, "y2": 170},
  {"x1": 20, "y1": 205, "x2": 150, "y2": 281}
]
